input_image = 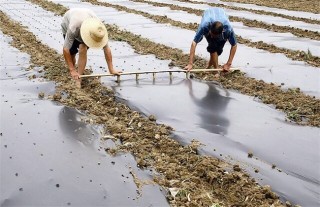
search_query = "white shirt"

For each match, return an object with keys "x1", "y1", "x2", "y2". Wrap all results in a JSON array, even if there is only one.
[{"x1": 61, "y1": 8, "x2": 97, "y2": 49}]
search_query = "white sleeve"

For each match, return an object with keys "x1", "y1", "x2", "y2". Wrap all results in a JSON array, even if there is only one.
[{"x1": 63, "y1": 30, "x2": 75, "y2": 49}]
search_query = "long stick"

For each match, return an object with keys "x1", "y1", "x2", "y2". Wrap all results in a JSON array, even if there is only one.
[{"x1": 79, "y1": 68, "x2": 239, "y2": 78}]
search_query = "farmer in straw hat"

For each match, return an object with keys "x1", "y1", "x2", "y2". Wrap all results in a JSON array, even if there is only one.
[
  {"x1": 185, "y1": 8, "x2": 237, "y2": 73},
  {"x1": 61, "y1": 8, "x2": 121, "y2": 87}
]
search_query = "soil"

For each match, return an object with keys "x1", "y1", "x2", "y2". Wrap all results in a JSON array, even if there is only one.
[
  {"x1": 154, "y1": 0, "x2": 320, "y2": 41},
  {"x1": 0, "y1": 7, "x2": 286, "y2": 207},
  {"x1": 220, "y1": 0, "x2": 320, "y2": 14},
  {"x1": 1, "y1": 0, "x2": 319, "y2": 206},
  {"x1": 178, "y1": 0, "x2": 320, "y2": 24},
  {"x1": 129, "y1": 0, "x2": 320, "y2": 67},
  {"x1": 107, "y1": 25, "x2": 320, "y2": 127},
  {"x1": 34, "y1": 0, "x2": 320, "y2": 127}
]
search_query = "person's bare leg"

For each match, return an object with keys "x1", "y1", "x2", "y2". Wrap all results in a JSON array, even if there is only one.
[
  {"x1": 206, "y1": 52, "x2": 219, "y2": 69},
  {"x1": 212, "y1": 52, "x2": 218, "y2": 69},
  {"x1": 206, "y1": 53, "x2": 213, "y2": 69},
  {"x1": 210, "y1": 52, "x2": 220, "y2": 78},
  {"x1": 76, "y1": 44, "x2": 88, "y2": 88},
  {"x1": 71, "y1": 54, "x2": 76, "y2": 66}
]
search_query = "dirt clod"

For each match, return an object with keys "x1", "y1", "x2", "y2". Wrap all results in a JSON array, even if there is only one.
[
  {"x1": 38, "y1": 92, "x2": 45, "y2": 98},
  {"x1": 148, "y1": 115, "x2": 156, "y2": 121},
  {"x1": 53, "y1": 93, "x2": 61, "y2": 100},
  {"x1": 233, "y1": 164, "x2": 241, "y2": 172}
]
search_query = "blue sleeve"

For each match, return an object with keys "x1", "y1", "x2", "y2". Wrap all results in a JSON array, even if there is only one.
[
  {"x1": 193, "y1": 26, "x2": 204, "y2": 44},
  {"x1": 228, "y1": 30, "x2": 237, "y2": 46}
]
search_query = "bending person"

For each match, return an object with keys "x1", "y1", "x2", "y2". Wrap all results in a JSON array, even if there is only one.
[
  {"x1": 185, "y1": 8, "x2": 237, "y2": 72},
  {"x1": 61, "y1": 8, "x2": 121, "y2": 88}
]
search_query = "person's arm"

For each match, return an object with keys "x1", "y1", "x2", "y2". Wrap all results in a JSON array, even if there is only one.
[
  {"x1": 223, "y1": 30, "x2": 237, "y2": 71},
  {"x1": 103, "y1": 44, "x2": 121, "y2": 75},
  {"x1": 185, "y1": 25, "x2": 204, "y2": 71},
  {"x1": 63, "y1": 31, "x2": 79, "y2": 79},
  {"x1": 184, "y1": 41, "x2": 197, "y2": 71},
  {"x1": 222, "y1": 44, "x2": 237, "y2": 71},
  {"x1": 63, "y1": 48, "x2": 79, "y2": 79}
]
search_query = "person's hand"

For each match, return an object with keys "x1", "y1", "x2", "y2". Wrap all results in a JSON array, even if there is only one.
[
  {"x1": 110, "y1": 69, "x2": 122, "y2": 76},
  {"x1": 184, "y1": 63, "x2": 193, "y2": 71},
  {"x1": 70, "y1": 70, "x2": 79, "y2": 80},
  {"x1": 222, "y1": 63, "x2": 231, "y2": 72}
]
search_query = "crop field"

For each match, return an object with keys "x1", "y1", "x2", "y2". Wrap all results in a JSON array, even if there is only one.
[{"x1": 1, "y1": 0, "x2": 319, "y2": 206}]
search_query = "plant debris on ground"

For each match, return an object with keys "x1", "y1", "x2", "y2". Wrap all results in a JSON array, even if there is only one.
[{"x1": 1, "y1": 0, "x2": 318, "y2": 206}]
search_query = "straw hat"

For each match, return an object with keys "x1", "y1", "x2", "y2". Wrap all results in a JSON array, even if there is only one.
[{"x1": 80, "y1": 17, "x2": 108, "y2": 49}]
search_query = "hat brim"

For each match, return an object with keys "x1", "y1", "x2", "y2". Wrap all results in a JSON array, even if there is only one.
[{"x1": 80, "y1": 18, "x2": 108, "y2": 49}]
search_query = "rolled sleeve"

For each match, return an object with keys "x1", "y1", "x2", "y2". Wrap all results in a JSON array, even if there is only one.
[
  {"x1": 228, "y1": 30, "x2": 237, "y2": 46},
  {"x1": 193, "y1": 26, "x2": 204, "y2": 44},
  {"x1": 63, "y1": 30, "x2": 75, "y2": 49}
]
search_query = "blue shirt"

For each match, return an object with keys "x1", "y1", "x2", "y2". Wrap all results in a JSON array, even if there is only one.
[{"x1": 193, "y1": 8, "x2": 237, "y2": 46}]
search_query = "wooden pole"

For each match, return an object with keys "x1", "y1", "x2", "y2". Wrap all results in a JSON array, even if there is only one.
[{"x1": 79, "y1": 68, "x2": 239, "y2": 78}]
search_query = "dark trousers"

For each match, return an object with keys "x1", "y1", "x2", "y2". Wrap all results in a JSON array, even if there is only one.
[
  {"x1": 205, "y1": 35, "x2": 227, "y2": 55},
  {"x1": 63, "y1": 35, "x2": 80, "y2": 55}
]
